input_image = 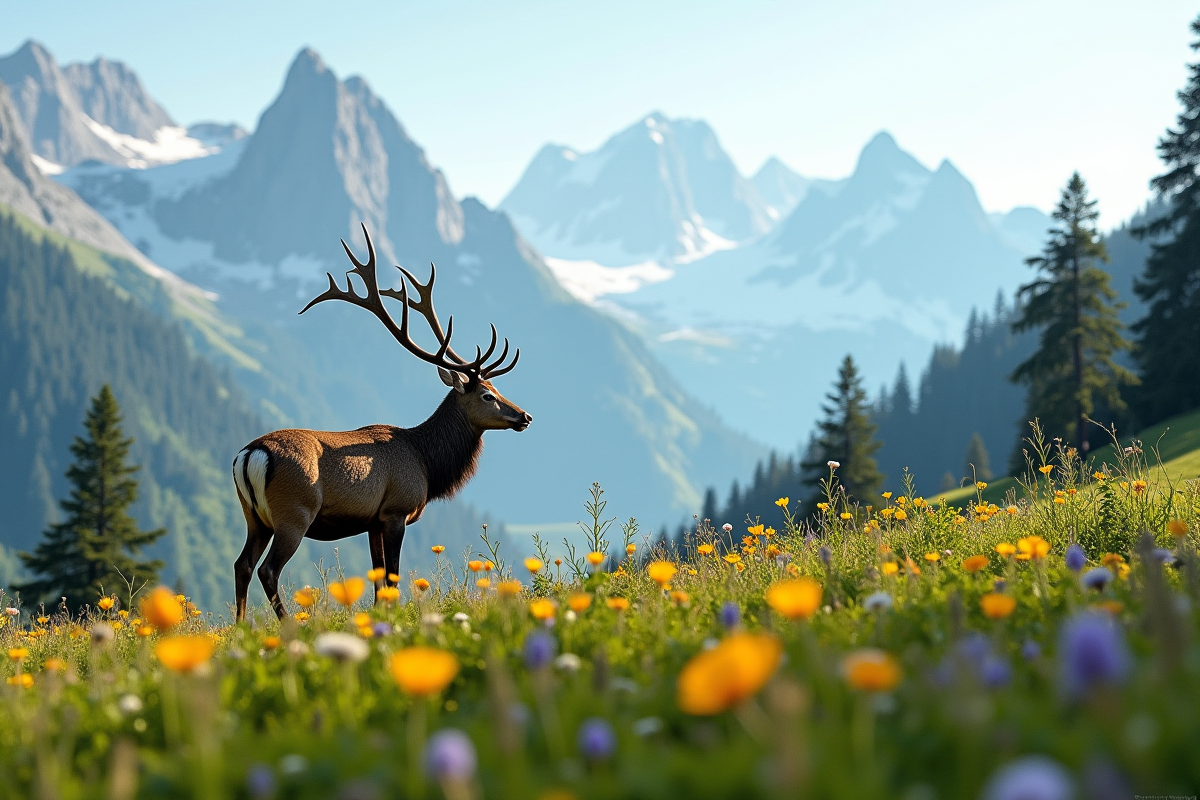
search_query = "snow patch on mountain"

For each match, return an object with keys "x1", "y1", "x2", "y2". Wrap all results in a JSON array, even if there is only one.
[
  {"x1": 543, "y1": 256, "x2": 674, "y2": 304},
  {"x1": 80, "y1": 118, "x2": 217, "y2": 167}
]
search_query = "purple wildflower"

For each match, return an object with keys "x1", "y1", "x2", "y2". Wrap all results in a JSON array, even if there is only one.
[
  {"x1": 980, "y1": 656, "x2": 1012, "y2": 688},
  {"x1": 246, "y1": 764, "x2": 275, "y2": 799},
  {"x1": 371, "y1": 621, "x2": 393, "y2": 638},
  {"x1": 523, "y1": 630, "x2": 556, "y2": 670},
  {"x1": 1021, "y1": 640, "x2": 1042, "y2": 661},
  {"x1": 1059, "y1": 611, "x2": 1130, "y2": 698},
  {"x1": 424, "y1": 729, "x2": 477, "y2": 781},
  {"x1": 720, "y1": 601, "x2": 740, "y2": 630},
  {"x1": 1065, "y1": 543, "x2": 1086, "y2": 572},
  {"x1": 982, "y1": 755, "x2": 1073, "y2": 800},
  {"x1": 819, "y1": 545, "x2": 832, "y2": 567},
  {"x1": 577, "y1": 718, "x2": 617, "y2": 761},
  {"x1": 1081, "y1": 567, "x2": 1111, "y2": 591}
]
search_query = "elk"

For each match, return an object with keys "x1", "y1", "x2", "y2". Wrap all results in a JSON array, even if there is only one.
[{"x1": 231, "y1": 225, "x2": 530, "y2": 621}]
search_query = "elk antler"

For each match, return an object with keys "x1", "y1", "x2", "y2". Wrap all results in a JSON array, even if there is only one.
[{"x1": 300, "y1": 224, "x2": 519, "y2": 381}]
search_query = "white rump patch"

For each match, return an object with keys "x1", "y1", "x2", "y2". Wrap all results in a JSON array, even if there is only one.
[{"x1": 233, "y1": 448, "x2": 274, "y2": 528}]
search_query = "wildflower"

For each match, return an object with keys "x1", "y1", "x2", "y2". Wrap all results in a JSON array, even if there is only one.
[
  {"x1": 3, "y1": 607, "x2": 17, "y2": 617},
  {"x1": 367, "y1": 567, "x2": 386, "y2": 582},
  {"x1": 293, "y1": 587, "x2": 318, "y2": 608},
  {"x1": 863, "y1": 591, "x2": 893, "y2": 612},
  {"x1": 994, "y1": 543, "x2": 1016, "y2": 558},
  {"x1": 389, "y1": 647, "x2": 459, "y2": 696},
  {"x1": 697, "y1": 544, "x2": 714, "y2": 556},
  {"x1": 496, "y1": 580, "x2": 521, "y2": 597},
  {"x1": 140, "y1": 588, "x2": 185, "y2": 628},
  {"x1": 765, "y1": 578, "x2": 822, "y2": 620},
  {"x1": 1081, "y1": 568, "x2": 1112, "y2": 591},
  {"x1": 819, "y1": 546, "x2": 832, "y2": 567},
  {"x1": 6, "y1": 674, "x2": 33, "y2": 688},
  {"x1": 529, "y1": 598, "x2": 557, "y2": 621},
  {"x1": 893, "y1": 509, "x2": 908, "y2": 521},
  {"x1": 775, "y1": 497, "x2": 789, "y2": 507},
  {"x1": 409, "y1": 578, "x2": 430, "y2": 594},
  {"x1": 980, "y1": 593, "x2": 1016, "y2": 620},
  {"x1": 896, "y1": 496, "x2": 908, "y2": 506},
  {"x1": 155, "y1": 635, "x2": 215, "y2": 673},
  {"x1": 976, "y1": 481, "x2": 988, "y2": 490},
  {"x1": 467, "y1": 560, "x2": 483, "y2": 573},
  {"x1": 827, "y1": 460, "x2": 840, "y2": 469},
  {"x1": 881, "y1": 508, "x2": 895, "y2": 519},
  {"x1": 389, "y1": 573, "x2": 401, "y2": 583},
  {"x1": 377, "y1": 586, "x2": 401, "y2": 603},
  {"x1": 585, "y1": 551, "x2": 605, "y2": 567},
  {"x1": 648, "y1": 561, "x2": 677, "y2": 587},
  {"x1": 482, "y1": 562, "x2": 494, "y2": 573},
  {"x1": 1093, "y1": 471, "x2": 1106, "y2": 481},
  {"x1": 816, "y1": 502, "x2": 829, "y2": 512},
  {"x1": 91, "y1": 623, "x2": 115, "y2": 645},
  {"x1": 524, "y1": 557, "x2": 543, "y2": 574},
  {"x1": 1038, "y1": 465, "x2": 1054, "y2": 476},
  {"x1": 626, "y1": 543, "x2": 636, "y2": 555},
  {"x1": 35, "y1": 615, "x2": 49, "y2": 625},
  {"x1": 263, "y1": 636, "x2": 281, "y2": 651},
  {"x1": 905, "y1": 557, "x2": 921, "y2": 575},
  {"x1": 315, "y1": 632, "x2": 370, "y2": 663},
  {"x1": 424, "y1": 729, "x2": 477, "y2": 782},
  {"x1": 431, "y1": 545, "x2": 446, "y2": 555},
  {"x1": 475, "y1": 579, "x2": 491, "y2": 590},
  {"x1": 8, "y1": 647, "x2": 28, "y2": 661},
  {"x1": 98, "y1": 596, "x2": 116, "y2": 612},
  {"x1": 677, "y1": 633, "x2": 782, "y2": 714},
  {"x1": 1006, "y1": 505, "x2": 1020, "y2": 515},
  {"x1": 606, "y1": 597, "x2": 629, "y2": 612},
  {"x1": 523, "y1": 630, "x2": 556, "y2": 670},
  {"x1": 962, "y1": 555, "x2": 989, "y2": 573},
  {"x1": 1059, "y1": 612, "x2": 1129, "y2": 698},
  {"x1": 1065, "y1": 543, "x2": 1086, "y2": 572},
  {"x1": 669, "y1": 590, "x2": 690, "y2": 606},
  {"x1": 1167, "y1": 519, "x2": 1188, "y2": 538},
  {"x1": 294, "y1": 612, "x2": 310, "y2": 623},
  {"x1": 722, "y1": 523, "x2": 733, "y2": 533},
  {"x1": 1017, "y1": 535, "x2": 1050, "y2": 560},
  {"x1": 577, "y1": 717, "x2": 617, "y2": 761},
  {"x1": 556, "y1": 653, "x2": 582, "y2": 673},
  {"x1": 881, "y1": 562, "x2": 899, "y2": 576},
  {"x1": 839, "y1": 512, "x2": 852, "y2": 521},
  {"x1": 328, "y1": 578, "x2": 365, "y2": 607},
  {"x1": 723, "y1": 553, "x2": 742, "y2": 565},
  {"x1": 112, "y1": 622, "x2": 125, "y2": 631},
  {"x1": 841, "y1": 648, "x2": 901, "y2": 692},
  {"x1": 981, "y1": 756, "x2": 1073, "y2": 800},
  {"x1": 1132, "y1": 479, "x2": 1147, "y2": 494},
  {"x1": 567, "y1": 593, "x2": 592, "y2": 612}
]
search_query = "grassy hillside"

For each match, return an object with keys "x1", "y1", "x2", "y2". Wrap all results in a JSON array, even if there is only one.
[{"x1": 935, "y1": 407, "x2": 1200, "y2": 507}]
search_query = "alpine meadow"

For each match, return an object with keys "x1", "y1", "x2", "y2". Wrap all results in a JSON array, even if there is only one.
[{"x1": 2, "y1": 5, "x2": 1200, "y2": 799}]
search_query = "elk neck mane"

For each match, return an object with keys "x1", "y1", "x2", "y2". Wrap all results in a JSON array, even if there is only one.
[{"x1": 408, "y1": 390, "x2": 484, "y2": 501}]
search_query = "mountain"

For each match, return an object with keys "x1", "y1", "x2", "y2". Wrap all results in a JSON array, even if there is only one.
[
  {"x1": 62, "y1": 49, "x2": 764, "y2": 538},
  {"x1": 500, "y1": 112, "x2": 773, "y2": 268},
  {"x1": 751, "y1": 156, "x2": 841, "y2": 221},
  {"x1": 504, "y1": 127, "x2": 1050, "y2": 447},
  {"x1": 0, "y1": 40, "x2": 215, "y2": 171}
]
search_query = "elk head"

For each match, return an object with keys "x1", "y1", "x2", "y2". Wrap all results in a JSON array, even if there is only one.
[{"x1": 300, "y1": 225, "x2": 531, "y2": 433}]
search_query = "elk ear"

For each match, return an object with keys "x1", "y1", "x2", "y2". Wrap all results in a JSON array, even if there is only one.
[{"x1": 439, "y1": 367, "x2": 469, "y2": 393}]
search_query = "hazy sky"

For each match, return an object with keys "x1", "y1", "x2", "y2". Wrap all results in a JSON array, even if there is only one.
[{"x1": 3, "y1": 1, "x2": 1195, "y2": 227}]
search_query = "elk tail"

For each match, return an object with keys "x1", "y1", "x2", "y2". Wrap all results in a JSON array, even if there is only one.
[{"x1": 232, "y1": 446, "x2": 275, "y2": 528}]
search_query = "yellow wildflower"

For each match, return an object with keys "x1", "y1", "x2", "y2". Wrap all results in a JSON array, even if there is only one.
[
  {"x1": 293, "y1": 587, "x2": 318, "y2": 608},
  {"x1": 980, "y1": 593, "x2": 1016, "y2": 619},
  {"x1": 496, "y1": 580, "x2": 521, "y2": 597},
  {"x1": 524, "y1": 557, "x2": 544, "y2": 574},
  {"x1": 586, "y1": 551, "x2": 605, "y2": 566},
  {"x1": 842, "y1": 649, "x2": 901, "y2": 692},
  {"x1": 431, "y1": 545, "x2": 446, "y2": 555},
  {"x1": 377, "y1": 586, "x2": 400, "y2": 603},
  {"x1": 97, "y1": 596, "x2": 116, "y2": 611},
  {"x1": 529, "y1": 598, "x2": 557, "y2": 621},
  {"x1": 140, "y1": 587, "x2": 184, "y2": 632},
  {"x1": 775, "y1": 497, "x2": 789, "y2": 508},
  {"x1": 677, "y1": 633, "x2": 782, "y2": 715},
  {"x1": 765, "y1": 578, "x2": 822, "y2": 620},
  {"x1": 328, "y1": 578, "x2": 365, "y2": 607},
  {"x1": 567, "y1": 593, "x2": 592, "y2": 613},
  {"x1": 389, "y1": 648, "x2": 458, "y2": 696},
  {"x1": 155, "y1": 636, "x2": 215, "y2": 673},
  {"x1": 648, "y1": 561, "x2": 677, "y2": 587},
  {"x1": 962, "y1": 555, "x2": 989, "y2": 573}
]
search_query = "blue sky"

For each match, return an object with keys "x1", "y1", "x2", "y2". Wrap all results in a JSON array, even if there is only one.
[{"x1": 3, "y1": 1, "x2": 1195, "y2": 227}]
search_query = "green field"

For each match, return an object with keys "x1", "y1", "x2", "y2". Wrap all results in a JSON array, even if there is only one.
[{"x1": 1, "y1": 459, "x2": 1198, "y2": 799}]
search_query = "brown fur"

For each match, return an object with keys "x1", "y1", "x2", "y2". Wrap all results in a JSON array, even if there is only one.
[{"x1": 233, "y1": 377, "x2": 529, "y2": 620}]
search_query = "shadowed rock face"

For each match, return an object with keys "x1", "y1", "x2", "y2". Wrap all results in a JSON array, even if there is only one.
[{"x1": 62, "y1": 56, "x2": 175, "y2": 140}]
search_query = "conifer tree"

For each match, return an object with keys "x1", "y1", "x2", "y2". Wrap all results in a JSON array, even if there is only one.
[
  {"x1": 1010, "y1": 173, "x2": 1137, "y2": 452},
  {"x1": 963, "y1": 432, "x2": 993, "y2": 482},
  {"x1": 17, "y1": 386, "x2": 166, "y2": 609},
  {"x1": 801, "y1": 355, "x2": 883, "y2": 502},
  {"x1": 1131, "y1": 15, "x2": 1200, "y2": 423}
]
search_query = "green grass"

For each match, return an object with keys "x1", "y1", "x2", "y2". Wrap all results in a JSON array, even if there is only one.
[{"x1": 1, "y1": 465, "x2": 1198, "y2": 800}]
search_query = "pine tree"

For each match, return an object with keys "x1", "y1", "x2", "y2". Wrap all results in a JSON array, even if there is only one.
[
  {"x1": 1010, "y1": 173, "x2": 1137, "y2": 452},
  {"x1": 963, "y1": 432, "x2": 993, "y2": 482},
  {"x1": 17, "y1": 386, "x2": 166, "y2": 609},
  {"x1": 801, "y1": 355, "x2": 883, "y2": 503},
  {"x1": 1131, "y1": 15, "x2": 1200, "y2": 424}
]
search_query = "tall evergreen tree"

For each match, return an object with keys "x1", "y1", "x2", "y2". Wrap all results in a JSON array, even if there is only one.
[
  {"x1": 1010, "y1": 173, "x2": 1137, "y2": 452},
  {"x1": 801, "y1": 355, "x2": 883, "y2": 502},
  {"x1": 963, "y1": 432, "x2": 993, "y2": 482},
  {"x1": 1131, "y1": 15, "x2": 1200, "y2": 423},
  {"x1": 17, "y1": 386, "x2": 165, "y2": 609}
]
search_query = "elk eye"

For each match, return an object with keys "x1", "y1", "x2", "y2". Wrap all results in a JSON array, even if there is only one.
[{"x1": 481, "y1": 393, "x2": 495, "y2": 403}]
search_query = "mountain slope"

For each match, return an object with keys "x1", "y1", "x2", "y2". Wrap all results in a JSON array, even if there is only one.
[
  {"x1": 68, "y1": 49, "x2": 763, "y2": 533},
  {"x1": 500, "y1": 112, "x2": 771, "y2": 266}
]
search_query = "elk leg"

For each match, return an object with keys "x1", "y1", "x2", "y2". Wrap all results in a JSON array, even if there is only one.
[
  {"x1": 381, "y1": 516, "x2": 407, "y2": 586},
  {"x1": 368, "y1": 521, "x2": 387, "y2": 603},
  {"x1": 234, "y1": 514, "x2": 273, "y2": 623},
  {"x1": 257, "y1": 522, "x2": 308, "y2": 620}
]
